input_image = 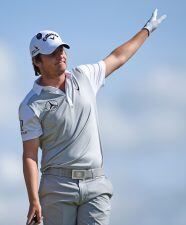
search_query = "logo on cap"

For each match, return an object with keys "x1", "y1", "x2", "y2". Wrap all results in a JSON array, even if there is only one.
[
  {"x1": 32, "y1": 46, "x2": 40, "y2": 55},
  {"x1": 43, "y1": 33, "x2": 59, "y2": 41},
  {"x1": 36, "y1": 33, "x2": 42, "y2": 40}
]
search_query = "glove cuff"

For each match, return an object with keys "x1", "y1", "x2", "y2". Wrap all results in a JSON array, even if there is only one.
[{"x1": 142, "y1": 27, "x2": 150, "y2": 36}]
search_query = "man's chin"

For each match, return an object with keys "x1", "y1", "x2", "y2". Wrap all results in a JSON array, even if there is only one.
[{"x1": 56, "y1": 65, "x2": 67, "y2": 76}]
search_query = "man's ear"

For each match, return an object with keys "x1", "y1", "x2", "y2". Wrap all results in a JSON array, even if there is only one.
[
  {"x1": 32, "y1": 57, "x2": 40, "y2": 67},
  {"x1": 33, "y1": 54, "x2": 42, "y2": 67}
]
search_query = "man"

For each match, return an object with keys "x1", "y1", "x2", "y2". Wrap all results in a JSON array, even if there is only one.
[{"x1": 19, "y1": 9, "x2": 166, "y2": 225}]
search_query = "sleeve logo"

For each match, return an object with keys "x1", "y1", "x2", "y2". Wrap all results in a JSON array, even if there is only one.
[{"x1": 19, "y1": 120, "x2": 27, "y2": 135}]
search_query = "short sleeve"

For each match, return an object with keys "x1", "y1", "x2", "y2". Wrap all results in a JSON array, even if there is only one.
[
  {"x1": 75, "y1": 60, "x2": 106, "y2": 95},
  {"x1": 19, "y1": 103, "x2": 43, "y2": 141}
]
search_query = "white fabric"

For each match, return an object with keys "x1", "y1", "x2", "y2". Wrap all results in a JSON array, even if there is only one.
[
  {"x1": 65, "y1": 72, "x2": 74, "y2": 107},
  {"x1": 74, "y1": 60, "x2": 105, "y2": 95}
]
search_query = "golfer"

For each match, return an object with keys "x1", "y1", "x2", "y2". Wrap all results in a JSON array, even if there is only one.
[{"x1": 19, "y1": 9, "x2": 166, "y2": 225}]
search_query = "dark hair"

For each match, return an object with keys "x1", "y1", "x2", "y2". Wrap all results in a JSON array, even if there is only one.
[{"x1": 32, "y1": 54, "x2": 42, "y2": 76}]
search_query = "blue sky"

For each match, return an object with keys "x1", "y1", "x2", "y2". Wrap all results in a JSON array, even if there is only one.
[{"x1": 0, "y1": 0, "x2": 186, "y2": 225}]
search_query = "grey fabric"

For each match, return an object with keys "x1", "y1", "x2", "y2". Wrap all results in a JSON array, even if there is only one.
[
  {"x1": 43, "y1": 167, "x2": 104, "y2": 180},
  {"x1": 27, "y1": 68, "x2": 104, "y2": 172},
  {"x1": 39, "y1": 174, "x2": 113, "y2": 225},
  {"x1": 77, "y1": 194, "x2": 111, "y2": 225}
]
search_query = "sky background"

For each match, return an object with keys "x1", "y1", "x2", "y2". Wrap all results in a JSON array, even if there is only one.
[{"x1": 0, "y1": 0, "x2": 186, "y2": 224}]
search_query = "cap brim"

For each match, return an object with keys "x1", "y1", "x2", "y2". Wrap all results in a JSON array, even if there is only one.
[{"x1": 62, "y1": 44, "x2": 70, "y2": 49}]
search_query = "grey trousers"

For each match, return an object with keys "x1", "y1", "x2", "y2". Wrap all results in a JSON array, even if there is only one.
[{"x1": 39, "y1": 174, "x2": 113, "y2": 225}]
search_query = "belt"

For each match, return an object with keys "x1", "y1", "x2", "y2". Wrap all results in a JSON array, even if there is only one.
[{"x1": 42, "y1": 167, "x2": 104, "y2": 180}]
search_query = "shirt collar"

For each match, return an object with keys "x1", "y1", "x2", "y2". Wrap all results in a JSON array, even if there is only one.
[{"x1": 32, "y1": 70, "x2": 72, "y2": 95}]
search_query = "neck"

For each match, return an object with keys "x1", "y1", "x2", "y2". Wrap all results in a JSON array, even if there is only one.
[{"x1": 39, "y1": 72, "x2": 66, "y2": 90}]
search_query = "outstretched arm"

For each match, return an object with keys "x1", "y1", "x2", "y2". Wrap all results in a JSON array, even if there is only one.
[{"x1": 103, "y1": 9, "x2": 167, "y2": 77}]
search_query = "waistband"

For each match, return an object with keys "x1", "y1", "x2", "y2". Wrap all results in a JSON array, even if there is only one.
[{"x1": 42, "y1": 167, "x2": 104, "y2": 180}]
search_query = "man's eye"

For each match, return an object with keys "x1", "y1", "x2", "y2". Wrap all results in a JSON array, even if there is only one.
[
  {"x1": 49, "y1": 47, "x2": 63, "y2": 56},
  {"x1": 49, "y1": 51, "x2": 56, "y2": 57}
]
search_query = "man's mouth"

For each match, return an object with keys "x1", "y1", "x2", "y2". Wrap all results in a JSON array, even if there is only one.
[{"x1": 56, "y1": 60, "x2": 66, "y2": 65}]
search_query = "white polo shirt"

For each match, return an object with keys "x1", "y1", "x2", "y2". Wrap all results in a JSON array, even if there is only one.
[{"x1": 19, "y1": 61, "x2": 106, "y2": 172}]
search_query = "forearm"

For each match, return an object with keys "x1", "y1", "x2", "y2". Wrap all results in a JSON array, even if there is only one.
[
  {"x1": 104, "y1": 9, "x2": 166, "y2": 77},
  {"x1": 104, "y1": 29, "x2": 148, "y2": 76},
  {"x1": 112, "y1": 29, "x2": 148, "y2": 67},
  {"x1": 23, "y1": 156, "x2": 40, "y2": 204}
]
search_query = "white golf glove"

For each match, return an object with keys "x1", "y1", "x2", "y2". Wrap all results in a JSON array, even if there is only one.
[{"x1": 143, "y1": 8, "x2": 167, "y2": 36}]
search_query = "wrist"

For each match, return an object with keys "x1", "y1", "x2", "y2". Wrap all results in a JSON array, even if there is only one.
[
  {"x1": 29, "y1": 197, "x2": 40, "y2": 205},
  {"x1": 142, "y1": 27, "x2": 150, "y2": 37}
]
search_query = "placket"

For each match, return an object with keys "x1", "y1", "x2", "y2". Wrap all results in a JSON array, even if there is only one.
[{"x1": 65, "y1": 71, "x2": 78, "y2": 108}]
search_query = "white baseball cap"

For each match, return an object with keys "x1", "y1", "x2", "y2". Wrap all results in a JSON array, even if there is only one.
[{"x1": 29, "y1": 30, "x2": 70, "y2": 57}]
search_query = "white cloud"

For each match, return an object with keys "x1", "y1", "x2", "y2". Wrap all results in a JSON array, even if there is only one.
[
  {"x1": 133, "y1": 67, "x2": 186, "y2": 108},
  {"x1": 0, "y1": 152, "x2": 43, "y2": 225},
  {"x1": 100, "y1": 105, "x2": 186, "y2": 150},
  {"x1": 99, "y1": 104, "x2": 140, "y2": 149},
  {"x1": 0, "y1": 152, "x2": 27, "y2": 224},
  {"x1": 0, "y1": 150, "x2": 42, "y2": 186},
  {"x1": 139, "y1": 109, "x2": 185, "y2": 141},
  {"x1": 0, "y1": 41, "x2": 15, "y2": 87},
  {"x1": 99, "y1": 67, "x2": 186, "y2": 150},
  {"x1": 0, "y1": 194, "x2": 28, "y2": 225},
  {"x1": 0, "y1": 152, "x2": 23, "y2": 184},
  {"x1": 147, "y1": 67, "x2": 186, "y2": 101},
  {"x1": 0, "y1": 41, "x2": 22, "y2": 127}
]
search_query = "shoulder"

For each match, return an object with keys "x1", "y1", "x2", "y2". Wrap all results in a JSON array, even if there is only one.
[
  {"x1": 73, "y1": 60, "x2": 105, "y2": 76},
  {"x1": 71, "y1": 61, "x2": 106, "y2": 95},
  {"x1": 19, "y1": 89, "x2": 36, "y2": 117}
]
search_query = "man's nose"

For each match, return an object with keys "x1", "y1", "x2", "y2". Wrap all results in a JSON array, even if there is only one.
[
  {"x1": 57, "y1": 49, "x2": 63, "y2": 56},
  {"x1": 56, "y1": 48, "x2": 65, "y2": 58}
]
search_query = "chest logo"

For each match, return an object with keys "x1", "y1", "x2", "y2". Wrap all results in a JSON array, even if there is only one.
[{"x1": 45, "y1": 100, "x2": 59, "y2": 111}]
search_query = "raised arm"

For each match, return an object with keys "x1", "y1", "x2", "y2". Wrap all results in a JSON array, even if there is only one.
[{"x1": 103, "y1": 9, "x2": 167, "y2": 77}]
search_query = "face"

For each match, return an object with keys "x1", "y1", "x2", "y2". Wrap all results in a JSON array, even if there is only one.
[{"x1": 35, "y1": 45, "x2": 67, "y2": 78}]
